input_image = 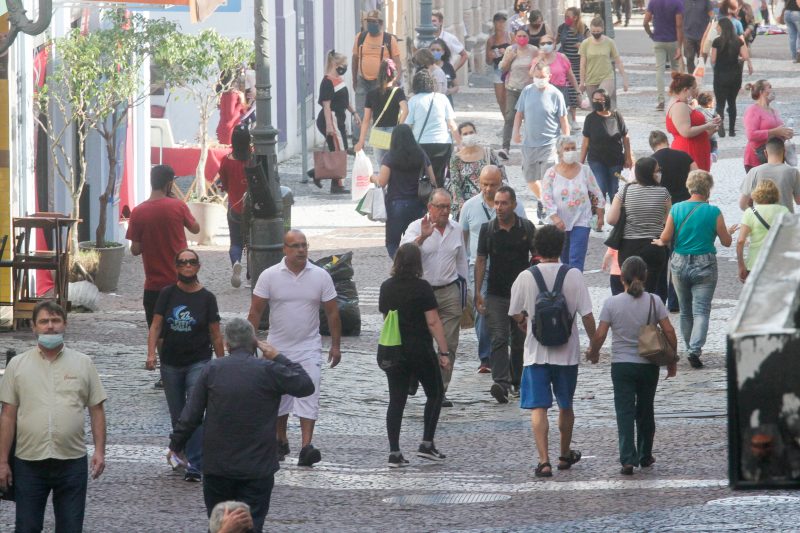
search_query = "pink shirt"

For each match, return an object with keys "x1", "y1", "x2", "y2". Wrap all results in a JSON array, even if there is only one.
[
  {"x1": 547, "y1": 53, "x2": 572, "y2": 87},
  {"x1": 743, "y1": 104, "x2": 784, "y2": 168}
]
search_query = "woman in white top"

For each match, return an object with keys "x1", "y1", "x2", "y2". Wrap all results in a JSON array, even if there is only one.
[
  {"x1": 404, "y1": 69, "x2": 461, "y2": 185},
  {"x1": 588, "y1": 256, "x2": 678, "y2": 475},
  {"x1": 541, "y1": 136, "x2": 605, "y2": 272}
]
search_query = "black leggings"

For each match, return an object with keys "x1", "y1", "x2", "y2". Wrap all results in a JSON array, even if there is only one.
[
  {"x1": 713, "y1": 70, "x2": 742, "y2": 132},
  {"x1": 618, "y1": 238, "x2": 668, "y2": 300},
  {"x1": 384, "y1": 350, "x2": 444, "y2": 452}
]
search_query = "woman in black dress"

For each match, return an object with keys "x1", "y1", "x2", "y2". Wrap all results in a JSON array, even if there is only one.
[
  {"x1": 378, "y1": 243, "x2": 451, "y2": 467},
  {"x1": 311, "y1": 50, "x2": 361, "y2": 193}
]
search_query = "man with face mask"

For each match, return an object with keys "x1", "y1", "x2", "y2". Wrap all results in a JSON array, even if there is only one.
[
  {"x1": 474, "y1": 186, "x2": 537, "y2": 404},
  {"x1": 512, "y1": 62, "x2": 569, "y2": 223},
  {"x1": 401, "y1": 189, "x2": 469, "y2": 407},
  {"x1": 0, "y1": 301, "x2": 107, "y2": 532},
  {"x1": 352, "y1": 10, "x2": 402, "y2": 126},
  {"x1": 431, "y1": 10, "x2": 468, "y2": 72}
]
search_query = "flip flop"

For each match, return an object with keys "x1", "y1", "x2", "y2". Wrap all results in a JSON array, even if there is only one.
[{"x1": 557, "y1": 450, "x2": 582, "y2": 470}]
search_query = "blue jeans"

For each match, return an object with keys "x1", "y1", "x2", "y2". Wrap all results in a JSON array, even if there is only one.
[
  {"x1": 468, "y1": 265, "x2": 491, "y2": 363},
  {"x1": 560, "y1": 226, "x2": 591, "y2": 272},
  {"x1": 386, "y1": 197, "x2": 425, "y2": 258},
  {"x1": 161, "y1": 360, "x2": 208, "y2": 474},
  {"x1": 227, "y1": 208, "x2": 243, "y2": 265},
  {"x1": 786, "y1": 10, "x2": 800, "y2": 59},
  {"x1": 670, "y1": 253, "x2": 718, "y2": 355},
  {"x1": 204, "y1": 474, "x2": 275, "y2": 532},
  {"x1": 587, "y1": 161, "x2": 622, "y2": 204},
  {"x1": 14, "y1": 456, "x2": 88, "y2": 533}
]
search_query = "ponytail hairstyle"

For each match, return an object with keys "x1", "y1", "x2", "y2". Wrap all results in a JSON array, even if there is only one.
[
  {"x1": 745, "y1": 79, "x2": 770, "y2": 100},
  {"x1": 325, "y1": 49, "x2": 347, "y2": 74},
  {"x1": 377, "y1": 59, "x2": 398, "y2": 97},
  {"x1": 621, "y1": 256, "x2": 647, "y2": 298}
]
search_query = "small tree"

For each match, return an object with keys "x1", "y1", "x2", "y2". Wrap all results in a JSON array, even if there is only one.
[
  {"x1": 154, "y1": 29, "x2": 253, "y2": 198},
  {"x1": 36, "y1": 11, "x2": 176, "y2": 249}
]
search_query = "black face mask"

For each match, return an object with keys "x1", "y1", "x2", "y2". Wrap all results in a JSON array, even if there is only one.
[
  {"x1": 178, "y1": 274, "x2": 198, "y2": 284},
  {"x1": 592, "y1": 101, "x2": 605, "y2": 112},
  {"x1": 591, "y1": 32, "x2": 603, "y2": 40},
  {"x1": 336, "y1": 65, "x2": 348, "y2": 76}
]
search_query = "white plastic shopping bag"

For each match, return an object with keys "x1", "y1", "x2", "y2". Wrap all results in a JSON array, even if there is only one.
[{"x1": 351, "y1": 150, "x2": 374, "y2": 201}]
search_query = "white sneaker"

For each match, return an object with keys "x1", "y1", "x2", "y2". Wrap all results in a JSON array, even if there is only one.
[{"x1": 231, "y1": 261, "x2": 242, "y2": 288}]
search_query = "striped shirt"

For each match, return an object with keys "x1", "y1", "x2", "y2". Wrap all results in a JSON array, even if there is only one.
[{"x1": 616, "y1": 183, "x2": 671, "y2": 239}]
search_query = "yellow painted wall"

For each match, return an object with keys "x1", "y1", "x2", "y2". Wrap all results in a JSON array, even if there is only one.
[{"x1": 0, "y1": 14, "x2": 11, "y2": 305}]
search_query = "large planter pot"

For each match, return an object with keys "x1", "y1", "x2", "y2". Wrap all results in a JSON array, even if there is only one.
[
  {"x1": 78, "y1": 241, "x2": 125, "y2": 293},
  {"x1": 186, "y1": 201, "x2": 227, "y2": 246}
]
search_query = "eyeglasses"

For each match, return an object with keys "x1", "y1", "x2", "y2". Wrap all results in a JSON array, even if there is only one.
[
  {"x1": 176, "y1": 258, "x2": 200, "y2": 266},
  {"x1": 286, "y1": 242, "x2": 309, "y2": 249},
  {"x1": 431, "y1": 203, "x2": 451, "y2": 210}
]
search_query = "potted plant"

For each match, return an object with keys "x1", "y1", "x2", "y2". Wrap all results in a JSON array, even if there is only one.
[
  {"x1": 36, "y1": 11, "x2": 175, "y2": 291},
  {"x1": 154, "y1": 29, "x2": 253, "y2": 245}
]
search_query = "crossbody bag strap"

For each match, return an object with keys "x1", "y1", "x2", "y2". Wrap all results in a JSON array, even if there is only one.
[
  {"x1": 416, "y1": 96, "x2": 435, "y2": 142},
  {"x1": 373, "y1": 87, "x2": 399, "y2": 126},
  {"x1": 674, "y1": 203, "x2": 703, "y2": 243},
  {"x1": 751, "y1": 206, "x2": 771, "y2": 231}
]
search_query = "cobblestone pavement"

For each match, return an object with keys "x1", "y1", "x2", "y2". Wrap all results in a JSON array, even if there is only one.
[{"x1": 1, "y1": 20, "x2": 799, "y2": 532}]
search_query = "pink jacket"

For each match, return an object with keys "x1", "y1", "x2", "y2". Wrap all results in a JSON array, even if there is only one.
[{"x1": 743, "y1": 104, "x2": 783, "y2": 168}]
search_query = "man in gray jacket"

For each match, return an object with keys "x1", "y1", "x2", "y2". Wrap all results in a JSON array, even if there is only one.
[{"x1": 170, "y1": 318, "x2": 314, "y2": 532}]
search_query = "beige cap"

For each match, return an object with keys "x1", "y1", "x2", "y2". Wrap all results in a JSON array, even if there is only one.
[{"x1": 365, "y1": 9, "x2": 383, "y2": 21}]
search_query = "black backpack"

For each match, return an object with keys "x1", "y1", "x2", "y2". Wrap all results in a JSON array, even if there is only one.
[
  {"x1": 356, "y1": 31, "x2": 394, "y2": 77},
  {"x1": 529, "y1": 264, "x2": 573, "y2": 347}
]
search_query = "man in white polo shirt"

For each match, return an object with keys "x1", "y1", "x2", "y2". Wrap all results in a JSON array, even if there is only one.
[{"x1": 247, "y1": 230, "x2": 342, "y2": 467}]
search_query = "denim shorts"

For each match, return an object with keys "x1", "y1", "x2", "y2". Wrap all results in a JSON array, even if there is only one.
[{"x1": 520, "y1": 364, "x2": 579, "y2": 410}]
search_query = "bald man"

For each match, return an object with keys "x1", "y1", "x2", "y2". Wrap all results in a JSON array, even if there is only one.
[
  {"x1": 460, "y1": 167, "x2": 527, "y2": 373},
  {"x1": 248, "y1": 230, "x2": 342, "y2": 467}
]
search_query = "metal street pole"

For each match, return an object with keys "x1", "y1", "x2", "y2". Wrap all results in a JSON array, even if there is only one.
[
  {"x1": 416, "y1": 0, "x2": 437, "y2": 50},
  {"x1": 248, "y1": 0, "x2": 285, "y2": 321}
]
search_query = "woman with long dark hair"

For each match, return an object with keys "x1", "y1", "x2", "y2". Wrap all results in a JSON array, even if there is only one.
[
  {"x1": 371, "y1": 124, "x2": 436, "y2": 258},
  {"x1": 378, "y1": 242, "x2": 451, "y2": 467},
  {"x1": 606, "y1": 157, "x2": 671, "y2": 297},
  {"x1": 215, "y1": 126, "x2": 251, "y2": 288},
  {"x1": 354, "y1": 58, "x2": 408, "y2": 169},
  {"x1": 404, "y1": 69, "x2": 460, "y2": 187},
  {"x1": 588, "y1": 256, "x2": 678, "y2": 475},
  {"x1": 711, "y1": 17, "x2": 752, "y2": 138}
]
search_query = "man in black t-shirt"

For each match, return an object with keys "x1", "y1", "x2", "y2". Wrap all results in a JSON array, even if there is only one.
[
  {"x1": 649, "y1": 130, "x2": 697, "y2": 311},
  {"x1": 475, "y1": 186, "x2": 537, "y2": 403}
]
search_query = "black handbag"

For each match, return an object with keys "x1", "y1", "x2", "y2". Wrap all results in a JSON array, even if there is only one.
[
  {"x1": 755, "y1": 144, "x2": 768, "y2": 165},
  {"x1": 416, "y1": 98, "x2": 436, "y2": 203},
  {"x1": 604, "y1": 183, "x2": 630, "y2": 250}
]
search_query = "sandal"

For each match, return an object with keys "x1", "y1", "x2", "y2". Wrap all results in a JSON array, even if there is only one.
[
  {"x1": 557, "y1": 450, "x2": 582, "y2": 470},
  {"x1": 535, "y1": 462, "x2": 553, "y2": 478}
]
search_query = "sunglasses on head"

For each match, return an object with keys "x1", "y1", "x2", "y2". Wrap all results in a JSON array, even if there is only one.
[{"x1": 176, "y1": 258, "x2": 200, "y2": 266}]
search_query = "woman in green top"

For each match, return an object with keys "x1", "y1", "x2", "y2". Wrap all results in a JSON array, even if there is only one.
[
  {"x1": 736, "y1": 179, "x2": 790, "y2": 282},
  {"x1": 578, "y1": 17, "x2": 629, "y2": 111},
  {"x1": 653, "y1": 170, "x2": 737, "y2": 369}
]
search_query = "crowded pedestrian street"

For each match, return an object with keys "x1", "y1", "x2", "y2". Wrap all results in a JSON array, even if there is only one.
[{"x1": 2, "y1": 6, "x2": 800, "y2": 533}]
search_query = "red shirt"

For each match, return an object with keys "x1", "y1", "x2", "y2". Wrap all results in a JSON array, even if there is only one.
[
  {"x1": 218, "y1": 155, "x2": 248, "y2": 214},
  {"x1": 125, "y1": 197, "x2": 196, "y2": 291},
  {"x1": 216, "y1": 91, "x2": 245, "y2": 145}
]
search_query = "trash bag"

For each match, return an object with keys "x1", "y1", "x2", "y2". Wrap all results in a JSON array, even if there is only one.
[{"x1": 315, "y1": 251, "x2": 361, "y2": 336}]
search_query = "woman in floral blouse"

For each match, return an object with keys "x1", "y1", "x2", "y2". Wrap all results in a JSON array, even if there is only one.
[
  {"x1": 447, "y1": 122, "x2": 504, "y2": 220},
  {"x1": 541, "y1": 136, "x2": 605, "y2": 272}
]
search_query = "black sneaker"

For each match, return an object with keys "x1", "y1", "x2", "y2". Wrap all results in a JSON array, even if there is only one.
[
  {"x1": 490, "y1": 383, "x2": 509, "y2": 404},
  {"x1": 153, "y1": 379, "x2": 164, "y2": 390},
  {"x1": 417, "y1": 443, "x2": 446, "y2": 461},
  {"x1": 388, "y1": 454, "x2": 410, "y2": 469},
  {"x1": 277, "y1": 441, "x2": 290, "y2": 461},
  {"x1": 297, "y1": 444, "x2": 322, "y2": 467},
  {"x1": 536, "y1": 201, "x2": 546, "y2": 224},
  {"x1": 497, "y1": 149, "x2": 509, "y2": 161},
  {"x1": 330, "y1": 186, "x2": 351, "y2": 195},
  {"x1": 184, "y1": 471, "x2": 202, "y2": 482},
  {"x1": 441, "y1": 396, "x2": 453, "y2": 408},
  {"x1": 687, "y1": 353, "x2": 703, "y2": 369}
]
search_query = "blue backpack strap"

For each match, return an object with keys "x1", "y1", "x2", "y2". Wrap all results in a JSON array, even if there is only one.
[
  {"x1": 529, "y1": 265, "x2": 548, "y2": 294},
  {"x1": 552, "y1": 264, "x2": 569, "y2": 294}
]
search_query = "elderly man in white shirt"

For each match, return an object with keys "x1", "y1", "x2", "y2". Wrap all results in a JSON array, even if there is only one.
[{"x1": 401, "y1": 189, "x2": 469, "y2": 405}]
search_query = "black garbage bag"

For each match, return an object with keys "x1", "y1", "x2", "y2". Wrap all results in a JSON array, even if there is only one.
[{"x1": 315, "y1": 252, "x2": 361, "y2": 337}]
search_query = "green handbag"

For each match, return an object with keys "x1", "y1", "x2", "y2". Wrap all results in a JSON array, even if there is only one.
[{"x1": 377, "y1": 309, "x2": 404, "y2": 370}]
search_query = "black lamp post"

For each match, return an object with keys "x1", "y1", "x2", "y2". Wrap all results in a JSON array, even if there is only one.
[{"x1": 416, "y1": 0, "x2": 437, "y2": 49}]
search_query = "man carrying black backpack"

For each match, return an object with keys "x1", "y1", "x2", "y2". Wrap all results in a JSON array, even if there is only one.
[
  {"x1": 508, "y1": 225, "x2": 597, "y2": 479},
  {"x1": 351, "y1": 10, "x2": 402, "y2": 123}
]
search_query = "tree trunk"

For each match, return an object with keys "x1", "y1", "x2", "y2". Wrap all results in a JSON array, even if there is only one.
[
  {"x1": 96, "y1": 133, "x2": 118, "y2": 248},
  {"x1": 71, "y1": 193, "x2": 81, "y2": 253},
  {"x1": 196, "y1": 109, "x2": 209, "y2": 198}
]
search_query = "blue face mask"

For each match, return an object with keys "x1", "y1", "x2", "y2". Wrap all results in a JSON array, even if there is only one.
[
  {"x1": 432, "y1": 50, "x2": 443, "y2": 61},
  {"x1": 367, "y1": 22, "x2": 380, "y2": 35},
  {"x1": 38, "y1": 333, "x2": 64, "y2": 350}
]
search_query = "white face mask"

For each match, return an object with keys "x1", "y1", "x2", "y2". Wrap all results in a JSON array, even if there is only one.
[
  {"x1": 461, "y1": 134, "x2": 479, "y2": 147},
  {"x1": 533, "y1": 77, "x2": 548, "y2": 89},
  {"x1": 540, "y1": 44, "x2": 554, "y2": 54},
  {"x1": 561, "y1": 150, "x2": 579, "y2": 164}
]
